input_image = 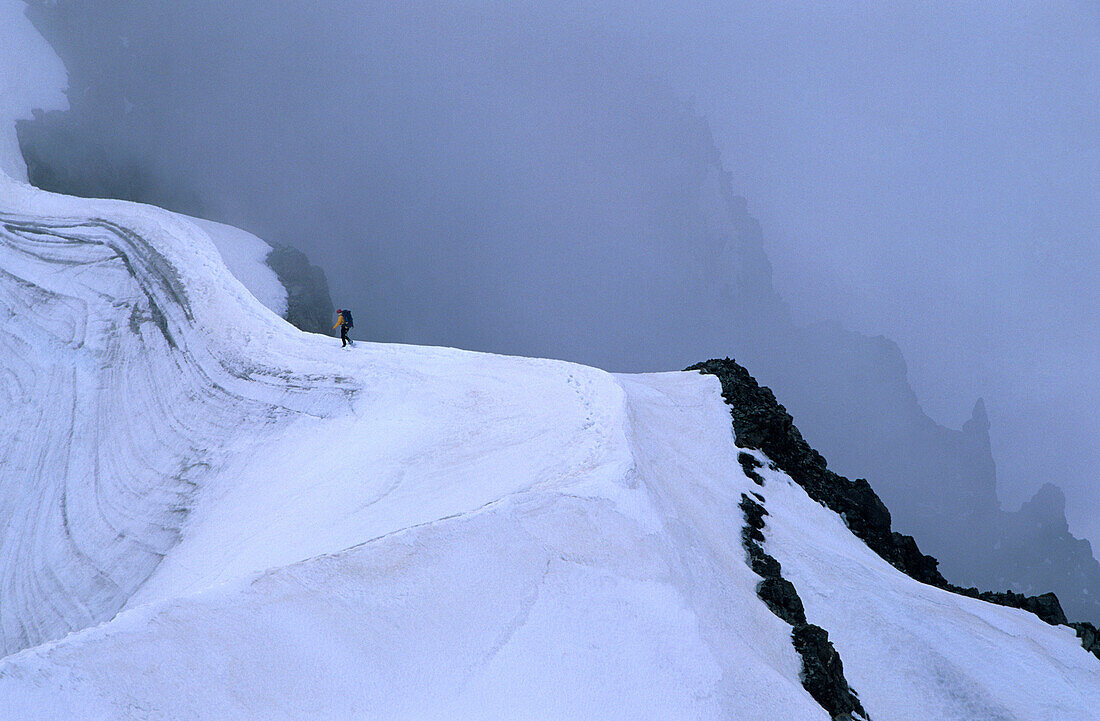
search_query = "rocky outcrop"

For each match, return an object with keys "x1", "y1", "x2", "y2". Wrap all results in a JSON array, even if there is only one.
[
  {"x1": 741, "y1": 324, "x2": 1100, "y2": 623},
  {"x1": 977, "y1": 484, "x2": 1100, "y2": 622},
  {"x1": 1072, "y1": 621, "x2": 1100, "y2": 657},
  {"x1": 264, "y1": 244, "x2": 335, "y2": 335},
  {"x1": 689, "y1": 358, "x2": 945, "y2": 586},
  {"x1": 692, "y1": 357, "x2": 1100, "y2": 660},
  {"x1": 710, "y1": 191, "x2": 1100, "y2": 623}
]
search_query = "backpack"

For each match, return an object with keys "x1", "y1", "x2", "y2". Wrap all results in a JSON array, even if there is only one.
[{"x1": 342, "y1": 309, "x2": 354, "y2": 329}]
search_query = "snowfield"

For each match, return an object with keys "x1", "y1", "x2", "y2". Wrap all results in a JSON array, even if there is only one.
[{"x1": 2, "y1": 6, "x2": 1099, "y2": 719}]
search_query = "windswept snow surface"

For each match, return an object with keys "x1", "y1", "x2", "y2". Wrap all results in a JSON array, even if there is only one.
[{"x1": 0, "y1": 184, "x2": 352, "y2": 656}]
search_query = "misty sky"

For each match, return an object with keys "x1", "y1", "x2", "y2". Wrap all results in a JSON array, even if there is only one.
[{"x1": 26, "y1": 1, "x2": 1099, "y2": 544}]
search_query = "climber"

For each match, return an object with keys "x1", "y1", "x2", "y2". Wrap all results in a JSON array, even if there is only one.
[{"x1": 333, "y1": 308, "x2": 354, "y2": 347}]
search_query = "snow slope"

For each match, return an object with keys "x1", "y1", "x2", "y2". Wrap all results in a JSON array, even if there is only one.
[
  {"x1": 188, "y1": 216, "x2": 288, "y2": 319},
  {"x1": 0, "y1": 1, "x2": 284, "y2": 326},
  {"x1": 1, "y1": 181, "x2": 1097, "y2": 717},
  {"x1": 758, "y1": 459, "x2": 1100, "y2": 720},
  {"x1": 0, "y1": 189, "x2": 350, "y2": 655}
]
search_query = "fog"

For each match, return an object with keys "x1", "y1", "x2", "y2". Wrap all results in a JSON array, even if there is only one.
[
  {"x1": 22, "y1": 1, "x2": 1099, "y2": 550},
  {"x1": 676, "y1": 2, "x2": 1100, "y2": 526}
]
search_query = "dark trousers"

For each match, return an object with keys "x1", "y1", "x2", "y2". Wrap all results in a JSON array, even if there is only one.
[{"x1": 340, "y1": 325, "x2": 349, "y2": 346}]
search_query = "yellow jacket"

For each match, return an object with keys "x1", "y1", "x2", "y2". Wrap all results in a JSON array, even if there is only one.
[{"x1": 332, "y1": 312, "x2": 345, "y2": 330}]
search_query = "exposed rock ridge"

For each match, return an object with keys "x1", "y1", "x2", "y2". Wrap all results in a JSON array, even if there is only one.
[
  {"x1": 739, "y1": 484, "x2": 868, "y2": 721},
  {"x1": 688, "y1": 358, "x2": 1100, "y2": 660}
]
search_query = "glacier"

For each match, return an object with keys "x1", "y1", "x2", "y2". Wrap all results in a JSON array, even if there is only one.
[{"x1": 2, "y1": 4, "x2": 1099, "y2": 719}]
